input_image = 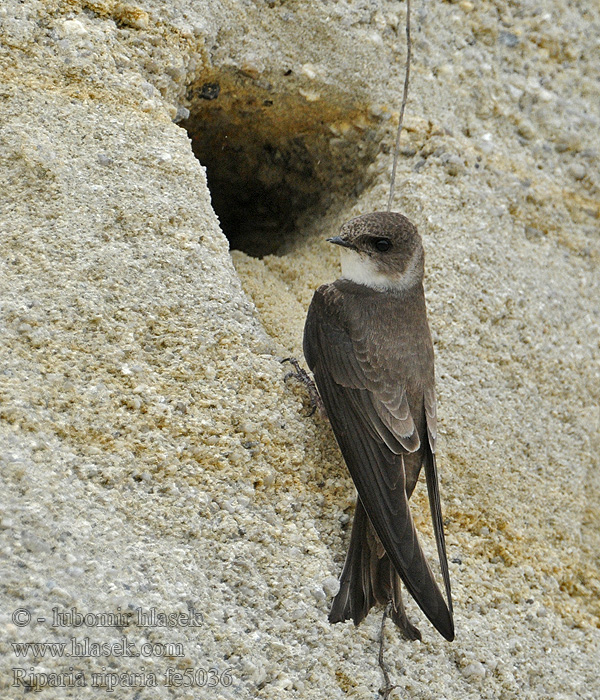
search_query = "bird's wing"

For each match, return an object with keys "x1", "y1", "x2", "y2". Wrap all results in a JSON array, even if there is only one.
[
  {"x1": 304, "y1": 288, "x2": 454, "y2": 640},
  {"x1": 422, "y1": 384, "x2": 453, "y2": 620}
]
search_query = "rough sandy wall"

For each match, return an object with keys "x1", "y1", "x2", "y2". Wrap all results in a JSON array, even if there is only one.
[{"x1": 1, "y1": 1, "x2": 599, "y2": 698}]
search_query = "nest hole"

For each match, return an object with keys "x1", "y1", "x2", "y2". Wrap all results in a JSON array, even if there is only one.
[{"x1": 181, "y1": 71, "x2": 383, "y2": 258}]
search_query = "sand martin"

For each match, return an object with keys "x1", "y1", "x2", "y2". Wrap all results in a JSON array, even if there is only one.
[{"x1": 303, "y1": 211, "x2": 454, "y2": 641}]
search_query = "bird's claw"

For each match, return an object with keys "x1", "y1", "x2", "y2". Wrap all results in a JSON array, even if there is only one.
[{"x1": 281, "y1": 357, "x2": 325, "y2": 418}]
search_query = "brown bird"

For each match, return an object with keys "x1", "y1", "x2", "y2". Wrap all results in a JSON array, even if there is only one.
[{"x1": 303, "y1": 211, "x2": 454, "y2": 641}]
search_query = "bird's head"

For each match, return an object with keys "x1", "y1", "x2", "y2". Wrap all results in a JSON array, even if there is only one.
[{"x1": 328, "y1": 212, "x2": 424, "y2": 292}]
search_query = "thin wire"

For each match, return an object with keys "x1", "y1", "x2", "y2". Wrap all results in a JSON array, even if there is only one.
[
  {"x1": 387, "y1": 0, "x2": 412, "y2": 212},
  {"x1": 378, "y1": 604, "x2": 395, "y2": 699}
]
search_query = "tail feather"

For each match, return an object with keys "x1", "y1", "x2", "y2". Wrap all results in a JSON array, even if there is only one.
[{"x1": 329, "y1": 499, "x2": 422, "y2": 640}]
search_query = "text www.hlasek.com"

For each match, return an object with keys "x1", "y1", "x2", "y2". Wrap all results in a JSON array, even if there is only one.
[{"x1": 12, "y1": 637, "x2": 183, "y2": 659}]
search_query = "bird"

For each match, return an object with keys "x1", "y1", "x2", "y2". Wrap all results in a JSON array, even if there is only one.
[{"x1": 303, "y1": 210, "x2": 454, "y2": 641}]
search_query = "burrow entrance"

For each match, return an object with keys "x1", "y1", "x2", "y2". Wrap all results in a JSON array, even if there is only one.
[{"x1": 181, "y1": 68, "x2": 385, "y2": 257}]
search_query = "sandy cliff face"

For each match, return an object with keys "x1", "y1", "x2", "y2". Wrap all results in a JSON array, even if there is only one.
[{"x1": 1, "y1": 1, "x2": 599, "y2": 698}]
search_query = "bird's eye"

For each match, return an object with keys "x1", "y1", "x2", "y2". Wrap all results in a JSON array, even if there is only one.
[{"x1": 373, "y1": 237, "x2": 392, "y2": 252}]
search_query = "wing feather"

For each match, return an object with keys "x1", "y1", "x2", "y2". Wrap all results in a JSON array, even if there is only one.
[
  {"x1": 316, "y1": 369, "x2": 453, "y2": 636},
  {"x1": 304, "y1": 285, "x2": 454, "y2": 640}
]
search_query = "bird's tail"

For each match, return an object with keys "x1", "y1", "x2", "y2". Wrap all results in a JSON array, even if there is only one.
[{"x1": 328, "y1": 498, "x2": 422, "y2": 640}]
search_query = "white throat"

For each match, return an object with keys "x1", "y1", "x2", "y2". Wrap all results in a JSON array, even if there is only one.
[{"x1": 339, "y1": 248, "x2": 420, "y2": 292}]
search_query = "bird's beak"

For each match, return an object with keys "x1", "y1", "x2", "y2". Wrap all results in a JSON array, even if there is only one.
[{"x1": 327, "y1": 236, "x2": 355, "y2": 250}]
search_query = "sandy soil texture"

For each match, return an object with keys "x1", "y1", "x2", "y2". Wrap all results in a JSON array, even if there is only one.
[{"x1": 1, "y1": 1, "x2": 599, "y2": 698}]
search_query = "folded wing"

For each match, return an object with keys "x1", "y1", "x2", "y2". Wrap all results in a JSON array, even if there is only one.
[{"x1": 304, "y1": 287, "x2": 454, "y2": 640}]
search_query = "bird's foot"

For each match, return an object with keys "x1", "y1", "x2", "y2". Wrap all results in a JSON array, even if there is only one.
[{"x1": 281, "y1": 357, "x2": 325, "y2": 418}]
